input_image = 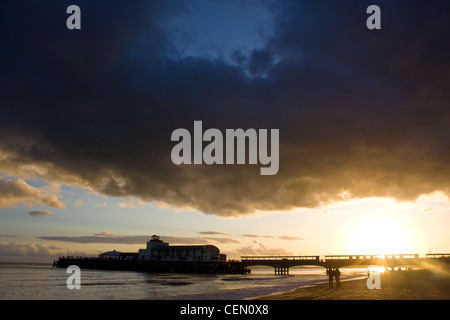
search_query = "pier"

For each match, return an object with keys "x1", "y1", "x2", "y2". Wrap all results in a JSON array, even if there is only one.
[
  {"x1": 54, "y1": 256, "x2": 250, "y2": 274},
  {"x1": 52, "y1": 235, "x2": 253, "y2": 274},
  {"x1": 241, "y1": 253, "x2": 450, "y2": 275},
  {"x1": 53, "y1": 252, "x2": 450, "y2": 275}
]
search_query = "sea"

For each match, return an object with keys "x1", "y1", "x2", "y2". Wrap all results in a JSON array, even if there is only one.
[{"x1": 0, "y1": 262, "x2": 367, "y2": 300}]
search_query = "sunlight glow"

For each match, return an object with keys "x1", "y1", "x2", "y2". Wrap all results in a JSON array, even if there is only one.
[
  {"x1": 367, "y1": 266, "x2": 386, "y2": 274},
  {"x1": 349, "y1": 217, "x2": 413, "y2": 255}
]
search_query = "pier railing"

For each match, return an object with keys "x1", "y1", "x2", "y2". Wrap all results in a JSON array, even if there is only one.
[
  {"x1": 324, "y1": 254, "x2": 419, "y2": 260},
  {"x1": 241, "y1": 256, "x2": 320, "y2": 261},
  {"x1": 426, "y1": 253, "x2": 450, "y2": 259}
]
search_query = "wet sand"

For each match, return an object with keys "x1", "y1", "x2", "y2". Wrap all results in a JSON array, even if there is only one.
[{"x1": 254, "y1": 270, "x2": 450, "y2": 300}]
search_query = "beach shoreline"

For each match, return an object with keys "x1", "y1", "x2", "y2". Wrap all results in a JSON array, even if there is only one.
[{"x1": 252, "y1": 270, "x2": 450, "y2": 300}]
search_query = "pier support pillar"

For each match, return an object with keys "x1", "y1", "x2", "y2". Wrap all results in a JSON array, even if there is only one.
[{"x1": 274, "y1": 266, "x2": 290, "y2": 275}]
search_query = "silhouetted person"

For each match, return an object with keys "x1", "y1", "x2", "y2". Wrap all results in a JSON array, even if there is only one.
[
  {"x1": 327, "y1": 268, "x2": 334, "y2": 288},
  {"x1": 335, "y1": 268, "x2": 341, "y2": 288}
]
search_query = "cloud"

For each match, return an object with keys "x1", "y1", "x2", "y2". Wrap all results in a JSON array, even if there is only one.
[
  {"x1": 198, "y1": 231, "x2": 233, "y2": 236},
  {"x1": 0, "y1": 177, "x2": 66, "y2": 209},
  {"x1": 38, "y1": 232, "x2": 239, "y2": 245},
  {"x1": 242, "y1": 234, "x2": 273, "y2": 239},
  {"x1": 116, "y1": 198, "x2": 148, "y2": 208},
  {"x1": 234, "y1": 241, "x2": 294, "y2": 256},
  {"x1": 0, "y1": 242, "x2": 56, "y2": 256},
  {"x1": 202, "y1": 237, "x2": 241, "y2": 244},
  {"x1": 0, "y1": 242, "x2": 87, "y2": 263},
  {"x1": 39, "y1": 233, "x2": 148, "y2": 245},
  {"x1": 277, "y1": 236, "x2": 304, "y2": 241},
  {"x1": 95, "y1": 202, "x2": 108, "y2": 208},
  {"x1": 73, "y1": 199, "x2": 84, "y2": 207},
  {"x1": 0, "y1": 1, "x2": 449, "y2": 216},
  {"x1": 196, "y1": 231, "x2": 240, "y2": 243},
  {"x1": 242, "y1": 234, "x2": 304, "y2": 241},
  {"x1": 28, "y1": 210, "x2": 55, "y2": 217}
]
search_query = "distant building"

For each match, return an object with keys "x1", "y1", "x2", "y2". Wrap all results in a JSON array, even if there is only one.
[
  {"x1": 99, "y1": 250, "x2": 122, "y2": 259},
  {"x1": 99, "y1": 250, "x2": 138, "y2": 260},
  {"x1": 138, "y1": 235, "x2": 226, "y2": 262}
]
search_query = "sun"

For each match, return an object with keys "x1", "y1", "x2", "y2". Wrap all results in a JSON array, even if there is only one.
[{"x1": 349, "y1": 217, "x2": 413, "y2": 255}]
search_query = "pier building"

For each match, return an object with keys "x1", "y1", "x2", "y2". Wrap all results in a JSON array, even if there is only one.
[{"x1": 138, "y1": 235, "x2": 226, "y2": 262}]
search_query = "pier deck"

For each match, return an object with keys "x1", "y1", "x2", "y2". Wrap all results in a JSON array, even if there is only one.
[
  {"x1": 54, "y1": 253, "x2": 450, "y2": 276},
  {"x1": 241, "y1": 254, "x2": 450, "y2": 275},
  {"x1": 54, "y1": 257, "x2": 250, "y2": 274}
]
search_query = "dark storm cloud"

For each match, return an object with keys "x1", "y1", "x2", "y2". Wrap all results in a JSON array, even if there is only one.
[{"x1": 0, "y1": 1, "x2": 449, "y2": 216}]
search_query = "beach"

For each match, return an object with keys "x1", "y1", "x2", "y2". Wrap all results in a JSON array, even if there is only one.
[{"x1": 254, "y1": 269, "x2": 450, "y2": 300}]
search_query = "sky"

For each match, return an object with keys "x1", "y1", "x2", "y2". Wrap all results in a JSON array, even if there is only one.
[{"x1": 0, "y1": 0, "x2": 449, "y2": 263}]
